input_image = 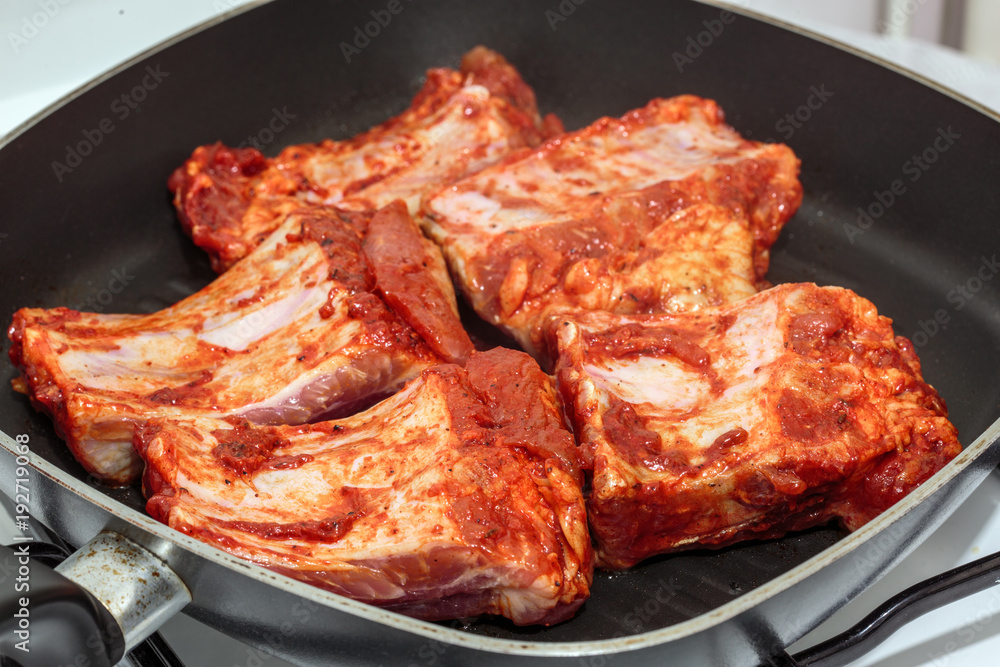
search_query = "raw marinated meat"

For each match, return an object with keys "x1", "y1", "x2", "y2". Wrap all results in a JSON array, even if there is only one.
[
  {"x1": 169, "y1": 46, "x2": 559, "y2": 272},
  {"x1": 137, "y1": 347, "x2": 592, "y2": 625},
  {"x1": 422, "y1": 95, "x2": 802, "y2": 359},
  {"x1": 5, "y1": 41, "x2": 965, "y2": 629},
  {"x1": 550, "y1": 283, "x2": 961, "y2": 569},
  {"x1": 8, "y1": 202, "x2": 471, "y2": 484}
]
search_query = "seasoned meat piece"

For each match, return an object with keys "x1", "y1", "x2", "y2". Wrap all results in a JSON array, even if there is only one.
[
  {"x1": 137, "y1": 347, "x2": 592, "y2": 626},
  {"x1": 169, "y1": 46, "x2": 559, "y2": 272},
  {"x1": 8, "y1": 202, "x2": 472, "y2": 485},
  {"x1": 550, "y1": 283, "x2": 960, "y2": 569},
  {"x1": 423, "y1": 95, "x2": 802, "y2": 360}
]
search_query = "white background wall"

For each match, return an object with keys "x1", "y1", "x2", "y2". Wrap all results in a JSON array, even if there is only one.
[
  {"x1": 717, "y1": 0, "x2": 1000, "y2": 64},
  {"x1": 963, "y1": 0, "x2": 1000, "y2": 64}
]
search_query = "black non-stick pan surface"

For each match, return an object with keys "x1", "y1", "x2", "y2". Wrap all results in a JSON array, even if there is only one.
[{"x1": 1, "y1": 1, "x2": 1000, "y2": 665}]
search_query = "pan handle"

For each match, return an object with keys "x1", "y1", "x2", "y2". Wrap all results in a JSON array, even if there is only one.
[
  {"x1": 767, "y1": 548, "x2": 1000, "y2": 667},
  {"x1": 0, "y1": 531, "x2": 190, "y2": 667}
]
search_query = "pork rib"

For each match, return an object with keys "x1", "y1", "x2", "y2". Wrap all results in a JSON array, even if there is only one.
[
  {"x1": 422, "y1": 95, "x2": 802, "y2": 360},
  {"x1": 169, "y1": 46, "x2": 559, "y2": 272},
  {"x1": 8, "y1": 202, "x2": 472, "y2": 485},
  {"x1": 137, "y1": 347, "x2": 592, "y2": 625},
  {"x1": 550, "y1": 283, "x2": 961, "y2": 569}
]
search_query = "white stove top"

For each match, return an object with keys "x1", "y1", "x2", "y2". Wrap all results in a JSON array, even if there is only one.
[{"x1": 3, "y1": 2, "x2": 1000, "y2": 666}]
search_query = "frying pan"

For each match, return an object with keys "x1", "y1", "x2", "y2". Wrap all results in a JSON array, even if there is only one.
[{"x1": 2, "y1": 0, "x2": 1000, "y2": 665}]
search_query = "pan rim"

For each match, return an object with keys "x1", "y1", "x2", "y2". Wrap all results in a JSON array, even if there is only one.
[
  {"x1": 3, "y1": 419, "x2": 999, "y2": 657},
  {"x1": 3, "y1": 0, "x2": 1000, "y2": 657}
]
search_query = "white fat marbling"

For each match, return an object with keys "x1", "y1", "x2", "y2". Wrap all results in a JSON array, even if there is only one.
[{"x1": 586, "y1": 356, "x2": 711, "y2": 413}]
